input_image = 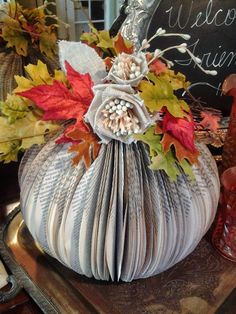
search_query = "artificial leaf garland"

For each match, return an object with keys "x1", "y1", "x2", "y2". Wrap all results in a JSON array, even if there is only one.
[
  {"x1": 18, "y1": 61, "x2": 94, "y2": 134},
  {"x1": 14, "y1": 60, "x2": 67, "y2": 93},
  {"x1": 0, "y1": 94, "x2": 29, "y2": 123},
  {"x1": 0, "y1": 27, "x2": 221, "y2": 179},
  {"x1": 67, "y1": 129, "x2": 100, "y2": 167},
  {"x1": 16, "y1": 61, "x2": 98, "y2": 167},
  {"x1": 80, "y1": 25, "x2": 133, "y2": 58},
  {"x1": 138, "y1": 73, "x2": 189, "y2": 118},
  {"x1": 0, "y1": 112, "x2": 59, "y2": 163},
  {"x1": 0, "y1": 0, "x2": 58, "y2": 57},
  {"x1": 162, "y1": 112, "x2": 196, "y2": 152}
]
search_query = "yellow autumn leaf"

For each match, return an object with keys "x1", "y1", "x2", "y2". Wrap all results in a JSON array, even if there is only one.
[
  {"x1": 54, "y1": 70, "x2": 67, "y2": 85},
  {"x1": 159, "y1": 70, "x2": 190, "y2": 90},
  {"x1": 0, "y1": 141, "x2": 21, "y2": 163},
  {"x1": 0, "y1": 1, "x2": 21, "y2": 22},
  {"x1": 39, "y1": 31, "x2": 57, "y2": 59},
  {"x1": 2, "y1": 21, "x2": 28, "y2": 56},
  {"x1": 0, "y1": 94, "x2": 30, "y2": 123},
  {"x1": 80, "y1": 32, "x2": 98, "y2": 45},
  {"x1": 96, "y1": 30, "x2": 114, "y2": 49},
  {"x1": 6, "y1": 0, "x2": 20, "y2": 19},
  {"x1": 139, "y1": 75, "x2": 189, "y2": 118},
  {"x1": 22, "y1": 5, "x2": 45, "y2": 25},
  {"x1": 0, "y1": 112, "x2": 60, "y2": 154},
  {"x1": 0, "y1": 0, "x2": 58, "y2": 57},
  {"x1": 14, "y1": 60, "x2": 66, "y2": 93}
]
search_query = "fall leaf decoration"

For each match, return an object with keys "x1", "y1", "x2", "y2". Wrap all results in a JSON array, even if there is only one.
[
  {"x1": 0, "y1": 0, "x2": 58, "y2": 57},
  {"x1": 0, "y1": 25, "x2": 221, "y2": 178},
  {"x1": 134, "y1": 124, "x2": 198, "y2": 181},
  {"x1": 134, "y1": 127, "x2": 181, "y2": 180},
  {"x1": 67, "y1": 129, "x2": 100, "y2": 167},
  {"x1": 0, "y1": 112, "x2": 60, "y2": 163},
  {"x1": 199, "y1": 111, "x2": 220, "y2": 132},
  {"x1": 113, "y1": 33, "x2": 133, "y2": 55},
  {"x1": 80, "y1": 26, "x2": 134, "y2": 57},
  {"x1": 149, "y1": 59, "x2": 167, "y2": 76},
  {"x1": 18, "y1": 61, "x2": 94, "y2": 135},
  {"x1": 15, "y1": 61, "x2": 97, "y2": 167},
  {"x1": 0, "y1": 94, "x2": 30, "y2": 123},
  {"x1": 138, "y1": 73, "x2": 189, "y2": 118},
  {"x1": 161, "y1": 133, "x2": 199, "y2": 165},
  {"x1": 14, "y1": 60, "x2": 67, "y2": 93},
  {"x1": 162, "y1": 111, "x2": 196, "y2": 152},
  {"x1": 0, "y1": 60, "x2": 64, "y2": 163}
]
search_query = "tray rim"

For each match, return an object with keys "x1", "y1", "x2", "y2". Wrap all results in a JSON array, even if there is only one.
[{"x1": 0, "y1": 206, "x2": 59, "y2": 313}]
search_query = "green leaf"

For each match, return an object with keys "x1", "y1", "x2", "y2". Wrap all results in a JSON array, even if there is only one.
[
  {"x1": 134, "y1": 127, "x2": 177, "y2": 179},
  {"x1": 139, "y1": 74, "x2": 189, "y2": 118},
  {"x1": 134, "y1": 126, "x2": 189, "y2": 181},
  {"x1": 0, "y1": 95, "x2": 30, "y2": 123},
  {"x1": 179, "y1": 159, "x2": 195, "y2": 181},
  {"x1": 134, "y1": 126, "x2": 162, "y2": 157},
  {"x1": 150, "y1": 150, "x2": 180, "y2": 181}
]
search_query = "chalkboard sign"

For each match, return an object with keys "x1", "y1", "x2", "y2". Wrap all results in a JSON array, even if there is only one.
[{"x1": 148, "y1": 0, "x2": 235, "y2": 115}]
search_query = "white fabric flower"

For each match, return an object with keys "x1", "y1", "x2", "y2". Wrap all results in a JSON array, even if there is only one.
[
  {"x1": 106, "y1": 52, "x2": 149, "y2": 86},
  {"x1": 85, "y1": 84, "x2": 153, "y2": 144}
]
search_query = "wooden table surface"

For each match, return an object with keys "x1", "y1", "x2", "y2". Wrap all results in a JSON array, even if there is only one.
[{"x1": 0, "y1": 163, "x2": 236, "y2": 314}]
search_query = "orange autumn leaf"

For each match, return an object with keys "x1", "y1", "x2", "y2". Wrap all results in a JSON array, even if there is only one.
[
  {"x1": 161, "y1": 133, "x2": 199, "y2": 165},
  {"x1": 104, "y1": 57, "x2": 113, "y2": 70},
  {"x1": 149, "y1": 59, "x2": 167, "y2": 75},
  {"x1": 114, "y1": 33, "x2": 133, "y2": 54},
  {"x1": 155, "y1": 124, "x2": 163, "y2": 135},
  {"x1": 67, "y1": 129, "x2": 100, "y2": 167},
  {"x1": 200, "y1": 112, "x2": 220, "y2": 132}
]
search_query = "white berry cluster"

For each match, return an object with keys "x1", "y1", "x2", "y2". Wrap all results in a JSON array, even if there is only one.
[
  {"x1": 105, "y1": 98, "x2": 133, "y2": 115},
  {"x1": 102, "y1": 98, "x2": 140, "y2": 137},
  {"x1": 113, "y1": 55, "x2": 142, "y2": 80},
  {"x1": 107, "y1": 52, "x2": 148, "y2": 87}
]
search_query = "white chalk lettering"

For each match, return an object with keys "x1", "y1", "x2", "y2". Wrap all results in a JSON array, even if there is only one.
[
  {"x1": 166, "y1": 2, "x2": 192, "y2": 29},
  {"x1": 191, "y1": 0, "x2": 236, "y2": 28},
  {"x1": 174, "y1": 40, "x2": 236, "y2": 68},
  {"x1": 165, "y1": 0, "x2": 236, "y2": 30}
]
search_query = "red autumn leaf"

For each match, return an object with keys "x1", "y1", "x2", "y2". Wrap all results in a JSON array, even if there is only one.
[
  {"x1": 67, "y1": 129, "x2": 100, "y2": 167},
  {"x1": 149, "y1": 59, "x2": 167, "y2": 75},
  {"x1": 65, "y1": 61, "x2": 94, "y2": 105},
  {"x1": 162, "y1": 112, "x2": 196, "y2": 152},
  {"x1": 161, "y1": 133, "x2": 199, "y2": 165},
  {"x1": 114, "y1": 33, "x2": 133, "y2": 54},
  {"x1": 199, "y1": 111, "x2": 220, "y2": 132},
  {"x1": 18, "y1": 62, "x2": 94, "y2": 133}
]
